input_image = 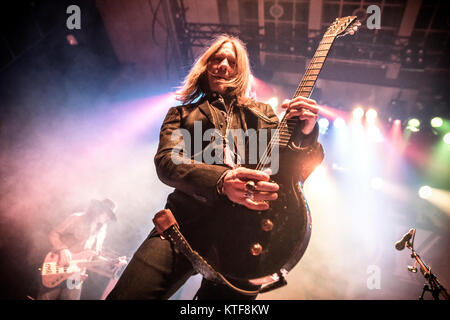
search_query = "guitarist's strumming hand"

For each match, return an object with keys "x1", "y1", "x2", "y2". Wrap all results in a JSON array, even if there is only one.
[
  {"x1": 281, "y1": 96, "x2": 319, "y2": 135},
  {"x1": 58, "y1": 248, "x2": 72, "y2": 267},
  {"x1": 221, "y1": 167, "x2": 279, "y2": 211}
]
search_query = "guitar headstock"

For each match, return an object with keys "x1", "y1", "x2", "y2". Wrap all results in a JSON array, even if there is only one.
[{"x1": 325, "y1": 16, "x2": 361, "y2": 38}]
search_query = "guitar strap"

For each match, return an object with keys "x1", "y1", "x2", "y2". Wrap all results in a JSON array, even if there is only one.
[{"x1": 152, "y1": 209, "x2": 287, "y2": 296}]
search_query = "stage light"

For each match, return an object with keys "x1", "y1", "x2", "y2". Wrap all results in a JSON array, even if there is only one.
[
  {"x1": 408, "y1": 118, "x2": 420, "y2": 127},
  {"x1": 389, "y1": 119, "x2": 404, "y2": 151},
  {"x1": 431, "y1": 117, "x2": 443, "y2": 128},
  {"x1": 334, "y1": 117, "x2": 346, "y2": 129},
  {"x1": 317, "y1": 104, "x2": 347, "y2": 120},
  {"x1": 371, "y1": 177, "x2": 383, "y2": 190},
  {"x1": 318, "y1": 118, "x2": 329, "y2": 127},
  {"x1": 418, "y1": 186, "x2": 432, "y2": 199},
  {"x1": 365, "y1": 109, "x2": 377, "y2": 123},
  {"x1": 267, "y1": 97, "x2": 279, "y2": 109},
  {"x1": 407, "y1": 118, "x2": 420, "y2": 132},
  {"x1": 318, "y1": 118, "x2": 330, "y2": 134},
  {"x1": 368, "y1": 126, "x2": 384, "y2": 143},
  {"x1": 444, "y1": 133, "x2": 450, "y2": 144},
  {"x1": 353, "y1": 107, "x2": 364, "y2": 120},
  {"x1": 312, "y1": 164, "x2": 326, "y2": 178},
  {"x1": 351, "y1": 122, "x2": 365, "y2": 137},
  {"x1": 66, "y1": 34, "x2": 78, "y2": 46}
]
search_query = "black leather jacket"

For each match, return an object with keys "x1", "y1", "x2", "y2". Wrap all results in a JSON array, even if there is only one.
[{"x1": 153, "y1": 94, "x2": 324, "y2": 246}]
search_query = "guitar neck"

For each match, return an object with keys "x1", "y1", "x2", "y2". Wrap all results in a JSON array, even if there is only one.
[
  {"x1": 78, "y1": 258, "x2": 111, "y2": 268},
  {"x1": 293, "y1": 35, "x2": 336, "y2": 99},
  {"x1": 273, "y1": 35, "x2": 336, "y2": 151},
  {"x1": 255, "y1": 15, "x2": 358, "y2": 170}
]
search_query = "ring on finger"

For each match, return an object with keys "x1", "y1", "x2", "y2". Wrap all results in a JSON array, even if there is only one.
[
  {"x1": 244, "y1": 191, "x2": 254, "y2": 200},
  {"x1": 245, "y1": 181, "x2": 257, "y2": 192}
]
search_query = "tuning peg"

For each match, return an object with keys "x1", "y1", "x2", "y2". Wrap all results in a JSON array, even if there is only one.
[
  {"x1": 356, "y1": 21, "x2": 362, "y2": 26},
  {"x1": 408, "y1": 265, "x2": 417, "y2": 273},
  {"x1": 353, "y1": 26, "x2": 358, "y2": 31},
  {"x1": 348, "y1": 30, "x2": 355, "y2": 36}
]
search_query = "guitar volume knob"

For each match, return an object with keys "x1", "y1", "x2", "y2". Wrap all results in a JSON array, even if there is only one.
[
  {"x1": 250, "y1": 243, "x2": 263, "y2": 256},
  {"x1": 261, "y1": 218, "x2": 274, "y2": 232}
]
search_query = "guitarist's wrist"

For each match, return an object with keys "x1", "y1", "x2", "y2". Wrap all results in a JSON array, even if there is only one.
[{"x1": 216, "y1": 170, "x2": 230, "y2": 196}]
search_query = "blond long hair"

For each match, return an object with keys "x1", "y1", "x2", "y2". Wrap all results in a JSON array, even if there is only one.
[{"x1": 176, "y1": 35, "x2": 252, "y2": 104}]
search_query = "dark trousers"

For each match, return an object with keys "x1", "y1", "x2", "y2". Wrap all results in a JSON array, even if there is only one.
[{"x1": 106, "y1": 233, "x2": 259, "y2": 300}]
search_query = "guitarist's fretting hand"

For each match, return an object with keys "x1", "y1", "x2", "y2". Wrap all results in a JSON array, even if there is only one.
[
  {"x1": 222, "y1": 167, "x2": 279, "y2": 211},
  {"x1": 58, "y1": 249, "x2": 72, "y2": 267},
  {"x1": 281, "y1": 96, "x2": 319, "y2": 135}
]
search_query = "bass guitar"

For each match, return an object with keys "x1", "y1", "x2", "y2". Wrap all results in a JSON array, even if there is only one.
[{"x1": 41, "y1": 250, "x2": 127, "y2": 288}]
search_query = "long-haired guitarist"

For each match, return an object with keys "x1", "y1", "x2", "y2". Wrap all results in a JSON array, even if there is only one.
[
  {"x1": 37, "y1": 198, "x2": 117, "y2": 300},
  {"x1": 107, "y1": 35, "x2": 324, "y2": 300}
]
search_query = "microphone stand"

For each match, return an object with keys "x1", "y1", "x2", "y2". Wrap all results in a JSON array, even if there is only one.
[{"x1": 405, "y1": 232, "x2": 449, "y2": 300}]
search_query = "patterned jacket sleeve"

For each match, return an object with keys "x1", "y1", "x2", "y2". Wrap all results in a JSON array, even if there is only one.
[{"x1": 154, "y1": 107, "x2": 229, "y2": 206}]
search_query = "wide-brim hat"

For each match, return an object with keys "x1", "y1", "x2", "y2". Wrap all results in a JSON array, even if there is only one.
[{"x1": 99, "y1": 198, "x2": 117, "y2": 222}]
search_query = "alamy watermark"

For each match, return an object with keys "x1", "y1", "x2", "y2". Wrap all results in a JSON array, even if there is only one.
[
  {"x1": 66, "y1": 5, "x2": 81, "y2": 30},
  {"x1": 66, "y1": 4, "x2": 382, "y2": 31},
  {"x1": 66, "y1": 272, "x2": 83, "y2": 290},
  {"x1": 170, "y1": 121, "x2": 280, "y2": 174},
  {"x1": 366, "y1": 5, "x2": 381, "y2": 30},
  {"x1": 366, "y1": 265, "x2": 381, "y2": 290}
]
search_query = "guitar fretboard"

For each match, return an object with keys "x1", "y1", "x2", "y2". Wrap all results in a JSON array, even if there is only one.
[
  {"x1": 256, "y1": 35, "x2": 336, "y2": 169},
  {"x1": 293, "y1": 35, "x2": 335, "y2": 99}
]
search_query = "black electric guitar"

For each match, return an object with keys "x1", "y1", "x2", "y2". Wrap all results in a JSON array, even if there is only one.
[{"x1": 202, "y1": 16, "x2": 361, "y2": 286}]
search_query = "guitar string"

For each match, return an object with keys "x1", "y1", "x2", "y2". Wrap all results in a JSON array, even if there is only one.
[
  {"x1": 254, "y1": 19, "x2": 354, "y2": 170},
  {"x1": 255, "y1": 36, "x2": 335, "y2": 172},
  {"x1": 267, "y1": 36, "x2": 335, "y2": 160},
  {"x1": 255, "y1": 42, "x2": 323, "y2": 170}
]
